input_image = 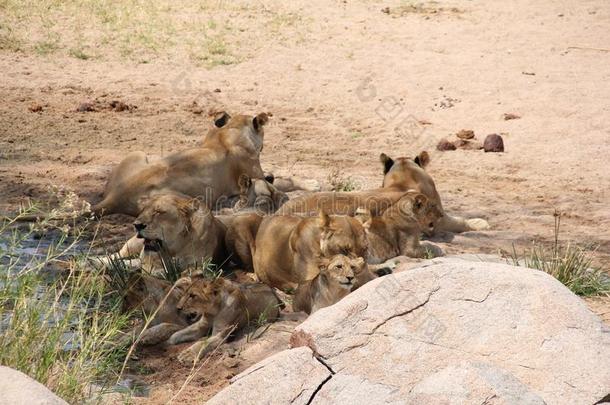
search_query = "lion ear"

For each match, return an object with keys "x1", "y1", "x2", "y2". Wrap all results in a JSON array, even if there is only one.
[
  {"x1": 413, "y1": 194, "x2": 426, "y2": 210},
  {"x1": 238, "y1": 174, "x2": 252, "y2": 193},
  {"x1": 174, "y1": 277, "x2": 192, "y2": 291},
  {"x1": 318, "y1": 210, "x2": 331, "y2": 228},
  {"x1": 253, "y1": 113, "x2": 269, "y2": 132},
  {"x1": 414, "y1": 151, "x2": 430, "y2": 168},
  {"x1": 354, "y1": 208, "x2": 372, "y2": 229},
  {"x1": 264, "y1": 172, "x2": 275, "y2": 184},
  {"x1": 212, "y1": 111, "x2": 231, "y2": 128},
  {"x1": 136, "y1": 195, "x2": 151, "y2": 211},
  {"x1": 380, "y1": 153, "x2": 394, "y2": 174}
]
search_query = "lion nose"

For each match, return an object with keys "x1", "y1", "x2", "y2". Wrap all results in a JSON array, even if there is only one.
[
  {"x1": 346, "y1": 275, "x2": 354, "y2": 283},
  {"x1": 133, "y1": 222, "x2": 146, "y2": 232}
]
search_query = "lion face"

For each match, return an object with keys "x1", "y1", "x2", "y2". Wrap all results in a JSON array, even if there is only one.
[
  {"x1": 134, "y1": 194, "x2": 204, "y2": 255},
  {"x1": 235, "y1": 174, "x2": 288, "y2": 214},
  {"x1": 397, "y1": 192, "x2": 443, "y2": 234},
  {"x1": 319, "y1": 255, "x2": 363, "y2": 290},
  {"x1": 175, "y1": 277, "x2": 223, "y2": 324},
  {"x1": 318, "y1": 213, "x2": 368, "y2": 259}
]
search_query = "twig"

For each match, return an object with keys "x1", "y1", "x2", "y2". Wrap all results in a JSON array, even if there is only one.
[{"x1": 566, "y1": 46, "x2": 610, "y2": 53}]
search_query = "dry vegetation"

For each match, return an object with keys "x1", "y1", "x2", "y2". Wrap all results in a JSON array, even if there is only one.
[{"x1": 0, "y1": 0, "x2": 307, "y2": 66}]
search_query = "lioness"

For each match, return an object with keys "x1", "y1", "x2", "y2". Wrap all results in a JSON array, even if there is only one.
[
  {"x1": 167, "y1": 276, "x2": 282, "y2": 364},
  {"x1": 356, "y1": 191, "x2": 444, "y2": 262},
  {"x1": 253, "y1": 211, "x2": 368, "y2": 291},
  {"x1": 278, "y1": 151, "x2": 489, "y2": 234},
  {"x1": 132, "y1": 193, "x2": 228, "y2": 272},
  {"x1": 293, "y1": 254, "x2": 364, "y2": 314},
  {"x1": 92, "y1": 112, "x2": 269, "y2": 217}
]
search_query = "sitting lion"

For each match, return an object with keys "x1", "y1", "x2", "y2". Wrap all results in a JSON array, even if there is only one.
[
  {"x1": 92, "y1": 112, "x2": 270, "y2": 217},
  {"x1": 253, "y1": 211, "x2": 369, "y2": 291},
  {"x1": 356, "y1": 191, "x2": 444, "y2": 262},
  {"x1": 167, "y1": 276, "x2": 282, "y2": 364},
  {"x1": 293, "y1": 254, "x2": 365, "y2": 314},
  {"x1": 278, "y1": 151, "x2": 489, "y2": 234}
]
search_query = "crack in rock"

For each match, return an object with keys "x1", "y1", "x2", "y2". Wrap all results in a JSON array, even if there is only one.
[
  {"x1": 305, "y1": 356, "x2": 335, "y2": 404},
  {"x1": 369, "y1": 286, "x2": 440, "y2": 334}
]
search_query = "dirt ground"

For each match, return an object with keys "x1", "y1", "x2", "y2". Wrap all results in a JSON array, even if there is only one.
[{"x1": 1, "y1": 0, "x2": 609, "y2": 402}]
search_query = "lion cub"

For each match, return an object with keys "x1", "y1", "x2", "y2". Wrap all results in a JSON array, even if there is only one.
[
  {"x1": 167, "y1": 276, "x2": 282, "y2": 364},
  {"x1": 293, "y1": 255, "x2": 365, "y2": 314},
  {"x1": 253, "y1": 211, "x2": 368, "y2": 291},
  {"x1": 356, "y1": 191, "x2": 444, "y2": 262}
]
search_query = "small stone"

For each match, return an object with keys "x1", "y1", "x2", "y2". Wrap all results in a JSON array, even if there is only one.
[
  {"x1": 213, "y1": 88, "x2": 221, "y2": 93},
  {"x1": 483, "y1": 134, "x2": 504, "y2": 152},
  {"x1": 109, "y1": 100, "x2": 132, "y2": 112},
  {"x1": 28, "y1": 103, "x2": 43, "y2": 113},
  {"x1": 456, "y1": 129, "x2": 475, "y2": 140},
  {"x1": 76, "y1": 102, "x2": 96, "y2": 112},
  {"x1": 503, "y1": 113, "x2": 521, "y2": 120},
  {"x1": 436, "y1": 139, "x2": 456, "y2": 151}
]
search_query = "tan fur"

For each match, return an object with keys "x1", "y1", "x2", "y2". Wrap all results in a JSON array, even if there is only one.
[
  {"x1": 217, "y1": 212, "x2": 264, "y2": 271},
  {"x1": 293, "y1": 255, "x2": 365, "y2": 314},
  {"x1": 356, "y1": 191, "x2": 444, "y2": 262},
  {"x1": 92, "y1": 112, "x2": 270, "y2": 217},
  {"x1": 233, "y1": 174, "x2": 288, "y2": 214},
  {"x1": 121, "y1": 273, "x2": 189, "y2": 346},
  {"x1": 132, "y1": 193, "x2": 228, "y2": 271},
  {"x1": 167, "y1": 277, "x2": 281, "y2": 364},
  {"x1": 253, "y1": 212, "x2": 368, "y2": 291},
  {"x1": 278, "y1": 151, "x2": 489, "y2": 234}
]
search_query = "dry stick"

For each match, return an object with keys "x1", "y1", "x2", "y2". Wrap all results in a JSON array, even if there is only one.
[
  {"x1": 566, "y1": 46, "x2": 610, "y2": 52},
  {"x1": 168, "y1": 325, "x2": 238, "y2": 405}
]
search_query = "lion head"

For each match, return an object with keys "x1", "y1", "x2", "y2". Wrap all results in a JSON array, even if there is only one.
[
  {"x1": 133, "y1": 193, "x2": 209, "y2": 256},
  {"x1": 175, "y1": 276, "x2": 227, "y2": 325},
  {"x1": 317, "y1": 211, "x2": 369, "y2": 259},
  {"x1": 318, "y1": 254, "x2": 364, "y2": 291},
  {"x1": 234, "y1": 173, "x2": 288, "y2": 214}
]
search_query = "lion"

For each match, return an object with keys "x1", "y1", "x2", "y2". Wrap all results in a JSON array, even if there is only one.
[
  {"x1": 293, "y1": 254, "x2": 365, "y2": 314},
  {"x1": 167, "y1": 276, "x2": 282, "y2": 364},
  {"x1": 277, "y1": 151, "x2": 489, "y2": 234},
  {"x1": 232, "y1": 173, "x2": 288, "y2": 214},
  {"x1": 217, "y1": 212, "x2": 264, "y2": 271},
  {"x1": 252, "y1": 211, "x2": 369, "y2": 291},
  {"x1": 92, "y1": 112, "x2": 270, "y2": 217},
  {"x1": 356, "y1": 191, "x2": 444, "y2": 262},
  {"x1": 121, "y1": 273, "x2": 189, "y2": 346}
]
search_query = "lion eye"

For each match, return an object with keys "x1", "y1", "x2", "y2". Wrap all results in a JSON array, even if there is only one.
[{"x1": 335, "y1": 264, "x2": 343, "y2": 269}]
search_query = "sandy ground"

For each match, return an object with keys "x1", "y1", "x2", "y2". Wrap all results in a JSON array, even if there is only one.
[{"x1": 1, "y1": 0, "x2": 609, "y2": 402}]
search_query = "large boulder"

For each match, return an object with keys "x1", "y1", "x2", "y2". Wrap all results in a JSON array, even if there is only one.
[
  {"x1": 209, "y1": 258, "x2": 610, "y2": 404},
  {"x1": 0, "y1": 366, "x2": 68, "y2": 405}
]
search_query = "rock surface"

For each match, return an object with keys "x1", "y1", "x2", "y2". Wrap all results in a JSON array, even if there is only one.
[
  {"x1": 208, "y1": 258, "x2": 610, "y2": 404},
  {"x1": 0, "y1": 366, "x2": 68, "y2": 405}
]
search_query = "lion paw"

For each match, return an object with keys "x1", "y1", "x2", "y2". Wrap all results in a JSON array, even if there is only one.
[
  {"x1": 466, "y1": 218, "x2": 490, "y2": 231},
  {"x1": 177, "y1": 347, "x2": 199, "y2": 366}
]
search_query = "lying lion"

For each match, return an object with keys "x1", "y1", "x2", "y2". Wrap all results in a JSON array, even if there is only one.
[
  {"x1": 167, "y1": 276, "x2": 282, "y2": 364},
  {"x1": 356, "y1": 191, "x2": 444, "y2": 261},
  {"x1": 278, "y1": 151, "x2": 489, "y2": 234},
  {"x1": 93, "y1": 112, "x2": 270, "y2": 217},
  {"x1": 253, "y1": 211, "x2": 369, "y2": 290},
  {"x1": 121, "y1": 273, "x2": 189, "y2": 345},
  {"x1": 114, "y1": 192, "x2": 275, "y2": 274},
  {"x1": 293, "y1": 254, "x2": 365, "y2": 314}
]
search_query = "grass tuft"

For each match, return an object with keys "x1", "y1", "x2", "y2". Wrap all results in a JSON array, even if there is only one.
[{"x1": 509, "y1": 211, "x2": 610, "y2": 296}]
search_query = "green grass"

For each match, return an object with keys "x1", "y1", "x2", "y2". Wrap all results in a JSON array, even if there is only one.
[
  {"x1": 509, "y1": 212, "x2": 610, "y2": 296},
  {"x1": 0, "y1": 208, "x2": 132, "y2": 403}
]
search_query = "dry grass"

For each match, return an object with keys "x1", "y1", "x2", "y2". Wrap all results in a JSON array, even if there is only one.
[{"x1": 0, "y1": 0, "x2": 307, "y2": 67}]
